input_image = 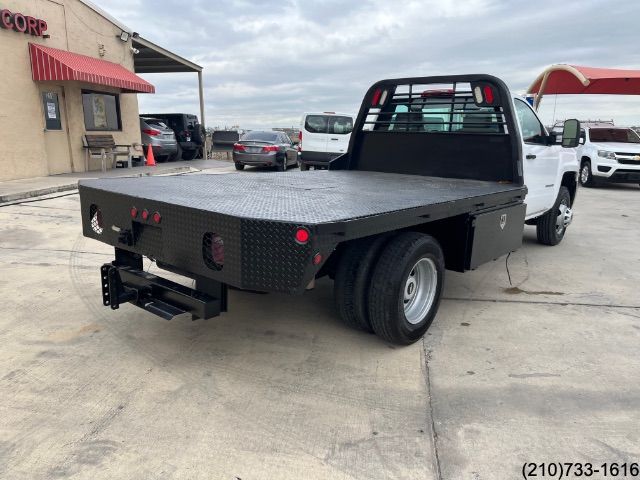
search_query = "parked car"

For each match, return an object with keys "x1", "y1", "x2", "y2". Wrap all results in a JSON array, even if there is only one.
[
  {"x1": 141, "y1": 113, "x2": 204, "y2": 160},
  {"x1": 139, "y1": 117, "x2": 178, "y2": 162},
  {"x1": 298, "y1": 112, "x2": 354, "y2": 170},
  {"x1": 574, "y1": 125, "x2": 640, "y2": 186},
  {"x1": 232, "y1": 130, "x2": 298, "y2": 171}
]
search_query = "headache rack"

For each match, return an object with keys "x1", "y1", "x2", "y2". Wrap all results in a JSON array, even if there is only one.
[
  {"x1": 333, "y1": 74, "x2": 523, "y2": 185},
  {"x1": 363, "y1": 81, "x2": 509, "y2": 133}
]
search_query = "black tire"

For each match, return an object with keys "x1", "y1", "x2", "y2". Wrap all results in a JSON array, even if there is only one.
[
  {"x1": 536, "y1": 186, "x2": 571, "y2": 246},
  {"x1": 579, "y1": 160, "x2": 595, "y2": 187},
  {"x1": 334, "y1": 235, "x2": 391, "y2": 332},
  {"x1": 299, "y1": 161, "x2": 309, "y2": 171},
  {"x1": 234, "y1": 163, "x2": 245, "y2": 170},
  {"x1": 277, "y1": 157, "x2": 287, "y2": 172},
  {"x1": 368, "y1": 232, "x2": 445, "y2": 345},
  {"x1": 182, "y1": 149, "x2": 198, "y2": 160}
]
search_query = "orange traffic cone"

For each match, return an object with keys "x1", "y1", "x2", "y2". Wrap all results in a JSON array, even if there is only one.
[{"x1": 146, "y1": 144, "x2": 156, "y2": 166}]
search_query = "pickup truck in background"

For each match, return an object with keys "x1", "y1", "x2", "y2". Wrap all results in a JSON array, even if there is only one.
[
  {"x1": 575, "y1": 125, "x2": 640, "y2": 187},
  {"x1": 79, "y1": 74, "x2": 580, "y2": 345}
]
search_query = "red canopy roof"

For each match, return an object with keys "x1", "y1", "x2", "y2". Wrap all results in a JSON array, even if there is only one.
[
  {"x1": 29, "y1": 43, "x2": 155, "y2": 94},
  {"x1": 528, "y1": 64, "x2": 640, "y2": 95}
]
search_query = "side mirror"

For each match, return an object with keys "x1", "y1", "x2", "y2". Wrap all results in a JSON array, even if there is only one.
[{"x1": 561, "y1": 119, "x2": 581, "y2": 148}]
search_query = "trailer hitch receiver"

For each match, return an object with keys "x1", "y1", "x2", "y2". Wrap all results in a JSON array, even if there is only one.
[{"x1": 100, "y1": 263, "x2": 227, "y2": 321}]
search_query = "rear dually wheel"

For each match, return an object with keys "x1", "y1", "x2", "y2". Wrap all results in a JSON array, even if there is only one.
[{"x1": 367, "y1": 232, "x2": 445, "y2": 345}]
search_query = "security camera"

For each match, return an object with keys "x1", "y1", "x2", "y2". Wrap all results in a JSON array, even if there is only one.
[{"x1": 130, "y1": 47, "x2": 140, "y2": 54}]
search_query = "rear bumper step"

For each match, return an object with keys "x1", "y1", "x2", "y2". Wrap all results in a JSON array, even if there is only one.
[{"x1": 101, "y1": 263, "x2": 227, "y2": 321}]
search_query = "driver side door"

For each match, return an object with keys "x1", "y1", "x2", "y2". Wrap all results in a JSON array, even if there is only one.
[{"x1": 514, "y1": 98, "x2": 559, "y2": 218}]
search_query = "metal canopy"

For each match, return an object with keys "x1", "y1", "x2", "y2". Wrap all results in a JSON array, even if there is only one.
[
  {"x1": 132, "y1": 36, "x2": 202, "y2": 74},
  {"x1": 527, "y1": 64, "x2": 640, "y2": 110},
  {"x1": 132, "y1": 36, "x2": 206, "y2": 130}
]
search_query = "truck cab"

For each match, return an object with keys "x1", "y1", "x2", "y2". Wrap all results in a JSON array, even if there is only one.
[{"x1": 360, "y1": 87, "x2": 580, "y2": 245}]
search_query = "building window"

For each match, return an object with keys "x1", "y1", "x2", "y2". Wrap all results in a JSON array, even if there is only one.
[{"x1": 82, "y1": 91, "x2": 121, "y2": 131}]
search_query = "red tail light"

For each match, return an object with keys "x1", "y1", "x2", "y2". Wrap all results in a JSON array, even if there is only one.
[
  {"x1": 141, "y1": 209, "x2": 149, "y2": 221},
  {"x1": 233, "y1": 143, "x2": 246, "y2": 152},
  {"x1": 295, "y1": 227, "x2": 310, "y2": 244},
  {"x1": 298, "y1": 131, "x2": 302, "y2": 141},
  {"x1": 483, "y1": 85, "x2": 495, "y2": 104},
  {"x1": 262, "y1": 145, "x2": 279, "y2": 152},
  {"x1": 130, "y1": 206, "x2": 138, "y2": 219},
  {"x1": 371, "y1": 88, "x2": 382, "y2": 106},
  {"x1": 142, "y1": 128, "x2": 161, "y2": 136},
  {"x1": 152, "y1": 212, "x2": 162, "y2": 224}
]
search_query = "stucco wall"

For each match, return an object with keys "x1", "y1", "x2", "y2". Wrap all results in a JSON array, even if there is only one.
[{"x1": 0, "y1": 0, "x2": 144, "y2": 181}]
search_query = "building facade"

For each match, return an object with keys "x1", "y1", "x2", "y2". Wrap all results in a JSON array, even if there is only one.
[{"x1": 0, "y1": 0, "x2": 153, "y2": 181}]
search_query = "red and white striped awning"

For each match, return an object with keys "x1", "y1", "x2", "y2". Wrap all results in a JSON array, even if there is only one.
[{"x1": 29, "y1": 43, "x2": 155, "y2": 94}]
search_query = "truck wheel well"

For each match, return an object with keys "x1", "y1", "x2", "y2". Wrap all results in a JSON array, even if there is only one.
[
  {"x1": 561, "y1": 171, "x2": 577, "y2": 205},
  {"x1": 581, "y1": 156, "x2": 591, "y2": 165}
]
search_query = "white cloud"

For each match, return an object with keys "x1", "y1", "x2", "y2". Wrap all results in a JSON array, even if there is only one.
[{"x1": 100, "y1": 0, "x2": 640, "y2": 128}]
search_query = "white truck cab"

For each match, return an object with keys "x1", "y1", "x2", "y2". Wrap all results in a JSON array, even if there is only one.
[
  {"x1": 572, "y1": 123, "x2": 640, "y2": 187},
  {"x1": 512, "y1": 97, "x2": 579, "y2": 245}
]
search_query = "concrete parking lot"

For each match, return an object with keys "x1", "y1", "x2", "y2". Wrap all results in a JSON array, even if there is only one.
[{"x1": 0, "y1": 177, "x2": 639, "y2": 480}]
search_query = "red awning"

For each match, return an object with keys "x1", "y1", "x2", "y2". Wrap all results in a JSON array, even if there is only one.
[
  {"x1": 29, "y1": 43, "x2": 155, "y2": 94},
  {"x1": 528, "y1": 64, "x2": 640, "y2": 96}
]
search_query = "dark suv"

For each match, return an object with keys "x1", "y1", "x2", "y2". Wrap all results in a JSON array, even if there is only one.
[{"x1": 141, "y1": 113, "x2": 204, "y2": 160}]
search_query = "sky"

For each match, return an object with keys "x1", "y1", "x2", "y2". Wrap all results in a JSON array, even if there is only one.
[{"x1": 100, "y1": 0, "x2": 640, "y2": 129}]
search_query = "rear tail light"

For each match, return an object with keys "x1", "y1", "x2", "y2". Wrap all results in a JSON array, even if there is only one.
[
  {"x1": 262, "y1": 145, "x2": 279, "y2": 152},
  {"x1": 130, "y1": 206, "x2": 138, "y2": 219},
  {"x1": 142, "y1": 128, "x2": 161, "y2": 136},
  {"x1": 233, "y1": 143, "x2": 246, "y2": 152},
  {"x1": 203, "y1": 233, "x2": 224, "y2": 271},
  {"x1": 312, "y1": 253, "x2": 323, "y2": 265},
  {"x1": 141, "y1": 209, "x2": 149, "y2": 221},
  {"x1": 152, "y1": 212, "x2": 162, "y2": 224},
  {"x1": 295, "y1": 227, "x2": 310, "y2": 244},
  {"x1": 473, "y1": 84, "x2": 496, "y2": 106},
  {"x1": 483, "y1": 85, "x2": 495, "y2": 104},
  {"x1": 371, "y1": 88, "x2": 382, "y2": 106}
]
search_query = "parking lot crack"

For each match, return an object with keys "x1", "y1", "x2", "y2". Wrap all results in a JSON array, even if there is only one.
[
  {"x1": 442, "y1": 296, "x2": 640, "y2": 310},
  {"x1": 422, "y1": 338, "x2": 443, "y2": 480}
]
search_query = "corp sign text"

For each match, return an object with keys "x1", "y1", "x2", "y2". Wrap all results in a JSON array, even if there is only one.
[{"x1": 0, "y1": 8, "x2": 48, "y2": 37}]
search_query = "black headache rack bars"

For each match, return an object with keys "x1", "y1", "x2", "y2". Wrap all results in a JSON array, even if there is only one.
[
  {"x1": 332, "y1": 74, "x2": 524, "y2": 185},
  {"x1": 102, "y1": 249, "x2": 227, "y2": 321}
]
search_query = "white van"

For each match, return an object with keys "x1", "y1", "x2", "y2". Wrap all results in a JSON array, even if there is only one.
[{"x1": 298, "y1": 112, "x2": 354, "y2": 170}]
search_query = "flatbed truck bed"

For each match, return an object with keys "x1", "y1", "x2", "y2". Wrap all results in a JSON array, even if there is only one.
[{"x1": 81, "y1": 171, "x2": 525, "y2": 225}]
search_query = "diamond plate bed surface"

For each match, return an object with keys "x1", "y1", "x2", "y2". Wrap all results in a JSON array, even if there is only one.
[{"x1": 80, "y1": 171, "x2": 523, "y2": 224}]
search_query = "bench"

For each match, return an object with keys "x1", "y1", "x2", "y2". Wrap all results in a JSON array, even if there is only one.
[{"x1": 82, "y1": 134, "x2": 133, "y2": 172}]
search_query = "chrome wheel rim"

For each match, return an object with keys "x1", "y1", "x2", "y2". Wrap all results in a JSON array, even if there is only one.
[
  {"x1": 403, "y1": 258, "x2": 438, "y2": 325},
  {"x1": 556, "y1": 200, "x2": 572, "y2": 235},
  {"x1": 580, "y1": 165, "x2": 589, "y2": 184}
]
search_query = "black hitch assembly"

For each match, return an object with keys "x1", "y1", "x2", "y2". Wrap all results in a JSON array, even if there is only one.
[{"x1": 101, "y1": 262, "x2": 227, "y2": 321}]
